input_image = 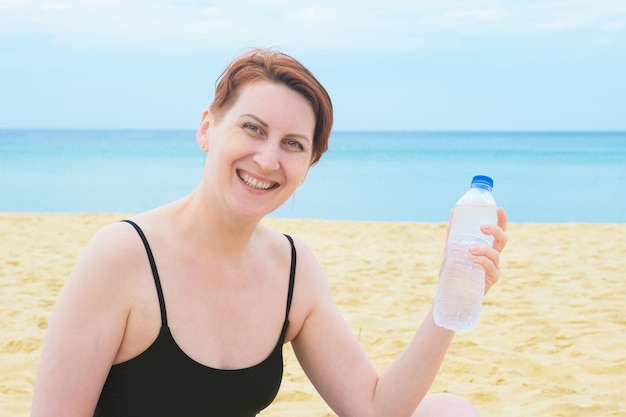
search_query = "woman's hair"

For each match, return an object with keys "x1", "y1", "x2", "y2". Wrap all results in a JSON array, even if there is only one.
[{"x1": 210, "y1": 48, "x2": 333, "y2": 165}]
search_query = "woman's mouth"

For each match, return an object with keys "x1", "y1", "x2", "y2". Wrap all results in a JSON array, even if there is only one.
[{"x1": 237, "y1": 170, "x2": 278, "y2": 190}]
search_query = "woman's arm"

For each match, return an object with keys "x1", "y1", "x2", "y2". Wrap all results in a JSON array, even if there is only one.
[
  {"x1": 31, "y1": 223, "x2": 136, "y2": 417},
  {"x1": 291, "y1": 208, "x2": 508, "y2": 417}
]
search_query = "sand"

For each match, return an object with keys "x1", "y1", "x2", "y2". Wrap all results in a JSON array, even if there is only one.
[{"x1": 1, "y1": 213, "x2": 625, "y2": 416}]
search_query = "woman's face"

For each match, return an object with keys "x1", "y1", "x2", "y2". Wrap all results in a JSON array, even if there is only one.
[{"x1": 200, "y1": 81, "x2": 316, "y2": 219}]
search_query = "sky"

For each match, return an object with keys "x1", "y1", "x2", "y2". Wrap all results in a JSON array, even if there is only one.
[{"x1": 1, "y1": 0, "x2": 625, "y2": 131}]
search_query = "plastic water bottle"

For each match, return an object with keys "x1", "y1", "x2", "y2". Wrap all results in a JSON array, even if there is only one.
[{"x1": 434, "y1": 175, "x2": 497, "y2": 333}]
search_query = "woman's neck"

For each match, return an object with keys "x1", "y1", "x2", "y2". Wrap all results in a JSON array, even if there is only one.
[{"x1": 165, "y1": 186, "x2": 264, "y2": 261}]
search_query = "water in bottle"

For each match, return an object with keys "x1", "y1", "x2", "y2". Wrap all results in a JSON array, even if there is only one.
[{"x1": 434, "y1": 175, "x2": 497, "y2": 332}]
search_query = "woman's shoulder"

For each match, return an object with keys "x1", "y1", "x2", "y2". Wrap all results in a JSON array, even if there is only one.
[
  {"x1": 256, "y1": 223, "x2": 320, "y2": 265},
  {"x1": 73, "y1": 219, "x2": 155, "y2": 282},
  {"x1": 86, "y1": 219, "x2": 144, "y2": 252},
  {"x1": 257, "y1": 224, "x2": 329, "y2": 294}
]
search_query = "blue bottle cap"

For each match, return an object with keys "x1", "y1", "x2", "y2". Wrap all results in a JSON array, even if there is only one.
[{"x1": 471, "y1": 175, "x2": 494, "y2": 189}]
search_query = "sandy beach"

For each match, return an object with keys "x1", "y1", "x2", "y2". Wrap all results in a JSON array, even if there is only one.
[{"x1": 1, "y1": 213, "x2": 625, "y2": 416}]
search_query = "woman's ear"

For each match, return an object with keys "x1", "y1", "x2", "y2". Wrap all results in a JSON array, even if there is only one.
[{"x1": 196, "y1": 108, "x2": 211, "y2": 152}]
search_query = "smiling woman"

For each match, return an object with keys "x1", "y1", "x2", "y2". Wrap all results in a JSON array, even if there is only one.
[
  {"x1": 30, "y1": 47, "x2": 508, "y2": 417},
  {"x1": 198, "y1": 81, "x2": 317, "y2": 218}
]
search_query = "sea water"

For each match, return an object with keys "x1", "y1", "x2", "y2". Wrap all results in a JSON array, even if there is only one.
[{"x1": 1, "y1": 129, "x2": 625, "y2": 223}]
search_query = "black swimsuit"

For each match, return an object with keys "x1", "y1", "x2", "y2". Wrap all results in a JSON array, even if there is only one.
[{"x1": 94, "y1": 220, "x2": 296, "y2": 417}]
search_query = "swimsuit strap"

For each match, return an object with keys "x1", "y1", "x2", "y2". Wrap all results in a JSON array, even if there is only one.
[
  {"x1": 121, "y1": 220, "x2": 168, "y2": 327},
  {"x1": 284, "y1": 234, "x2": 296, "y2": 321}
]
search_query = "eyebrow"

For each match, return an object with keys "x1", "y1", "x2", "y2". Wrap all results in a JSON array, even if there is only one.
[{"x1": 240, "y1": 113, "x2": 311, "y2": 144}]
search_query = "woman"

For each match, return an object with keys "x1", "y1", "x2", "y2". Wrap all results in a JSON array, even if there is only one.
[{"x1": 31, "y1": 48, "x2": 508, "y2": 417}]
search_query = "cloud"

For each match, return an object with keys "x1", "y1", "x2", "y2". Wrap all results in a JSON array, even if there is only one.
[
  {"x1": 419, "y1": 9, "x2": 510, "y2": 30},
  {"x1": 0, "y1": 0, "x2": 624, "y2": 52}
]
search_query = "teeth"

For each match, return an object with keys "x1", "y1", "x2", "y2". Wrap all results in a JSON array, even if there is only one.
[{"x1": 239, "y1": 172, "x2": 274, "y2": 190}]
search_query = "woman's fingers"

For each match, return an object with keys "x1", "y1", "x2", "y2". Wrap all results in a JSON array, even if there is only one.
[
  {"x1": 480, "y1": 207, "x2": 509, "y2": 254},
  {"x1": 494, "y1": 207, "x2": 509, "y2": 253},
  {"x1": 470, "y1": 245, "x2": 500, "y2": 292}
]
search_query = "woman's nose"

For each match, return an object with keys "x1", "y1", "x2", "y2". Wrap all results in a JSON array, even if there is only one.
[{"x1": 252, "y1": 140, "x2": 280, "y2": 172}]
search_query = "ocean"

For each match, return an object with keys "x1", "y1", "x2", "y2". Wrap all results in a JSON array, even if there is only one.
[{"x1": 1, "y1": 129, "x2": 625, "y2": 223}]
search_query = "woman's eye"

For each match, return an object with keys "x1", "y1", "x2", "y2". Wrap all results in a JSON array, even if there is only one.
[
  {"x1": 284, "y1": 139, "x2": 304, "y2": 151},
  {"x1": 243, "y1": 122, "x2": 262, "y2": 134}
]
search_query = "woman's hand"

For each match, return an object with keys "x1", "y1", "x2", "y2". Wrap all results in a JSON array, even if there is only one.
[
  {"x1": 439, "y1": 207, "x2": 509, "y2": 295},
  {"x1": 470, "y1": 207, "x2": 508, "y2": 294}
]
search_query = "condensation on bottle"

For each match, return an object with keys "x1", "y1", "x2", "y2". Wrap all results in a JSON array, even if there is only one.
[{"x1": 434, "y1": 175, "x2": 497, "y2": 333}]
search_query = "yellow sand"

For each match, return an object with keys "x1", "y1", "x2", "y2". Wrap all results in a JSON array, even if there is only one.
[{"x1": 1, "y1": 213, "x2": 625, "y2": 417}]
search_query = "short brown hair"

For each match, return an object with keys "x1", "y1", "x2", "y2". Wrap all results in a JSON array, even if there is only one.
[{"x1": 210, "y1": 48, "x2": 333, "y2": 165}]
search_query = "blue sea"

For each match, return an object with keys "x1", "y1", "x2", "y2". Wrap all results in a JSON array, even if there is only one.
[{"x1": 1, "y1": 129, "x2": 625, "y2": 223}]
